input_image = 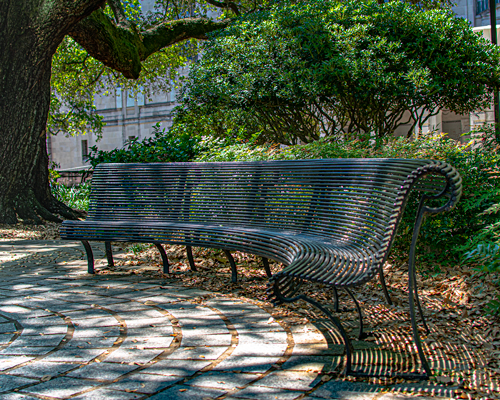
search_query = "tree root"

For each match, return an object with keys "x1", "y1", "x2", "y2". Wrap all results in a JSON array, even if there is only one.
[
  {"x1": 1, "y1": 191, "x2": 85, "y2": 225},
  {"x1": 48, "y1": 197, "x2": 86, "y2": 220}
]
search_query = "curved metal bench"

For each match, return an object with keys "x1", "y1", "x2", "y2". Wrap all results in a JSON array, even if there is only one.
[{"x1": 60, "y1": 159, "x2": 461, "y2": 379}]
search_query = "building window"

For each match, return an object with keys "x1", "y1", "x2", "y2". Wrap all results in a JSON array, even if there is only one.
[
  {"x1": 127, "y1": 91, "x2": 135, "y2": 108},
  {"x1": 116, "y1": 87, "x2": 122, "y2": 109},
  {"x1": 82, "y1": 140, "x2": 89, "y2": 163}
]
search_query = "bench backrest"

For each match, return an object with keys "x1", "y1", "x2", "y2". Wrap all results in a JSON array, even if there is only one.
[{"x1": 88, "y1": 159, "x2": 460, "y2": 253}]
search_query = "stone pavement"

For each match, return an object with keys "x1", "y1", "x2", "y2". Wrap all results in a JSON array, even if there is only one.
[{"x1": 0, "y1": 240, "x2": 458, "y2": 400}]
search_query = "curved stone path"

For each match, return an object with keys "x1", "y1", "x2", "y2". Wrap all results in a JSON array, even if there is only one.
[{"x1": 0, "y1": 240, "x2": 455, "y2": 400}]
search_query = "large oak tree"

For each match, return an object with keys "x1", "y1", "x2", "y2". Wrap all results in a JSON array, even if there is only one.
[{"x1": 0, "y1": 0, "x2": 247, "y2": 224}]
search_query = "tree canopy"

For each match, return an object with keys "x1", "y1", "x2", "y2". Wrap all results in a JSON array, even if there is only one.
[{"x1": 179, "y1": 0, "x2": 500, "y2": 144}]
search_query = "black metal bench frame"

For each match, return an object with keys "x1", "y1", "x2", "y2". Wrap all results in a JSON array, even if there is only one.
[{"x1": 60, "y1": 159, "x2": 461, "y2": 379}]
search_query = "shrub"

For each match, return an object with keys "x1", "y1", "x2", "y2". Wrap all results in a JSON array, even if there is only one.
[
  {"x1": 181, "y1": 0, "x2": 500, "y2": 144},
  {"x1": 87, "y1": 123, "x2": 203, "y2": 167}
]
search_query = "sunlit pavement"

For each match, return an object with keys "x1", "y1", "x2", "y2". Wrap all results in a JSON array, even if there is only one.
[{"x1": 0, "y1": 240, "x2": 457, "y2": 399}]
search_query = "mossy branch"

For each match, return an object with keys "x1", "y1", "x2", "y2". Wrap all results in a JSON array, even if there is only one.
[{"x1": 68, "y1": 9, "x2": 229, "y2": 79}]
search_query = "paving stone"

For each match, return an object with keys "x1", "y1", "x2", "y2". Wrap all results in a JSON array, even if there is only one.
[
  {"x1": 21, "y1": 325, "x2": 68, "y2": 336},
  {"x1": 63, "y1": 337, "x2": 117, "y2": 349},
  {"x1": 0, "y1": 393, "x2": 41, "y2": 399},
  {"x1": 107, "y1": 372, "x2": 183, "y2": 393},
  {"x1": 10, "y1": 334, "x2": 64, "y2": 347},
  {"x1": 237, "y1": 332, "x2": 288, "y2": 345},
  {"x1": 72, "y1": 317, "x2": 119, "y2": 329},
  {"x1": 114, "y1": 309, "x2": 167, "y2": 320},
  {"x1": 121, "y1": 336, "x2": 174, "y2": 350},
  {"x1": 181, "y1": 334, "x2": 232, "y2": 347},
  {"x1": 0, "y1": 374, "x2": 38, "y2": 392},
  {"x1": 127, "y1": 326, "x2": 174, "y2": 338},
  {"x1": 71, "y1": 326, "x2": 120, "y2": 339},
  {"x1": 103, "y1": 348, "x2": 163, "y2": 364},
  {"x1": 71, "y1": 388, "x2": 145, "y2": 399},
  {"x1": 0, "y1": 334, "x2": 15, "y2": 345},
  {"x1": 20, "y1": 376, "x2": 101, "y2": 398},
  {"x1": 132, "y1": 295, "x2": 187, "y2": 304},
  {"x1": 0, "y1": 357, "x2": 36, "y2": 371},
  {"x1": 281, "y1": 355, "x2": 340, "y2": 374},
  {"x1": 5, "y1": 361, "x2": 79, "y2": 378},
  {"x1": 187, "y1": 371, "x2": 260, "y2": 390},
  {"x1": 231, "y1": 343, "x2": 287, "y2": 357},
  {"x1": 43, "y1": 348, "x2": 103, "y2": 363},
  {"x1": 0, "y1": 306, "x2": 52, "y2": 318},
  {"x1": 292, "y1": 343, "x2": 343, "y2": 356},
  {"x1": 0, "y1": 323, "x2": 18, "y2": 334},
  {"x1": 229, "y1": 385, "x2": 304, "y2": 399},
  {"x1": 141, "y1": 358, "x2": 211, "y2": 376},
  {"x1": 309, "y1": 380, "x2": 382, "y2": 399},
  {"x1": 0, "y1": 346, "x2": 53, "y2": 356},
  {"x1": 169, "y1": 346, "x2": 227, "y2": 360},
  {"x1": 212, "y1": 356, "x2": 281, "y2": 373},
  {"x1": 147, "y1": 385, "x2": 226, "y2": 400},
  {"x1": 66, "y1": 362, "x2": 139, "y2": 381},
  {"x1": 254, "y1": 370, "x2": 319, "y2": 391},
  {"x1": 125, "y1": 317, "x2": 171, "y2": 329}
]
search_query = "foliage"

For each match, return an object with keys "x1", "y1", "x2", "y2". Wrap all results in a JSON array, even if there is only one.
[
  {"x1": 52, "y1": 182, "x2": 92, "y2": 212},
  {"x1": 87, "y1": 123, "x2": 203, "y2": 166},
  {"x1": 195, "y1": 134, "x2": 500, "y2": 269},
  {"x1": 180, "y1": 0, "x2": 500, "y2": 144}
]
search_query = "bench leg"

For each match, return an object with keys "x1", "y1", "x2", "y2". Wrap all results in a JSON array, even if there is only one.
[
  {"x1": 105, "y1": 241, "x2": 114, "y2": 267},
  {"x1": 186, "y1": 246, "x2": 197, "y2": 271},
  {"x1": 154, "y1": 243, "x2": 170, "y2": 274},
  {"x1": 153, "y1": 243, "x2": 170, "y2": 274},
  {"x1": 269, "y1": 277, "x2": 353, "y2": 375},
  {"x1": 378, "y1": 266, "x2": 393, "y2": 306},
  {"x1": 262, "y1": 257, "x2": 272, "y2": 277},
  {"x1": 81, "y1": 241, "x2": 94, "y2": 274},
  {"x1": 345, "y1": 288, "x2": 366, "y2": 340},
  {"x1": 300, "y1": 295, "x2": 354, "y2": 375},
  {"x1": 223, "y1": 250, "x2": 238, "y2": 283},
  {"x1": 408, "y1": 206, "x2": 432, "y2": 377},
  {"x1": 333, "y1": 287, "x2": 340, "y2": 312}
]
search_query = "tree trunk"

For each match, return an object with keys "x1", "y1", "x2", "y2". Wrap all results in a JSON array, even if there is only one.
[
  {"x1": 0, "y1": 0, "x2": 225, "y2": 224},
  {"x1": 0, "y1": 1, "x2": 86, "y2": 224}
]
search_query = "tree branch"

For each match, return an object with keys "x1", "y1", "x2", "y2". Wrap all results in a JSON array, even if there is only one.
[
  {"x1": 107, "y1": 0, "x2": 131, "y2": 28},
  {"x1": 205, "y1": 0, "x2": 241, "y2": 16},
  {"x1": 68, "y1": 9, "x2": 229, "y2": 79}
]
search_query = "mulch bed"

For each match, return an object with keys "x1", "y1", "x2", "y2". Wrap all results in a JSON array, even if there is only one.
[{"x1": 1, "y1": 224, "x2": 499, "y2": 399}]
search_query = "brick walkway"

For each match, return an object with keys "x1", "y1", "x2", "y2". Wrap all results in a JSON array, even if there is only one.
[{"x1": 0, "y1": 240, "x2": 457, "y2": 399}]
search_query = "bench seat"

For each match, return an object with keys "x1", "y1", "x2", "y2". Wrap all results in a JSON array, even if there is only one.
[{"x1": 61, "y1": 220, "x2": 380, "y2": 287}]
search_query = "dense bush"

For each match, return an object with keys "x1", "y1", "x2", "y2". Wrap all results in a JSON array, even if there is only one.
[
  {"x1": 196, "y1": 134, "x2": 500, "y2": 267},
  {"x1": 87, "y1": 123, "x2": 203, "y2": 167},
  {"x1": 181, "y1": 0, "x2": 500, "y2": 144}
]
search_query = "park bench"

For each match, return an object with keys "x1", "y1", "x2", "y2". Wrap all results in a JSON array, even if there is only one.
[{"x1": 60, "y1": 159, "x2": 461, "y2": 379}]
